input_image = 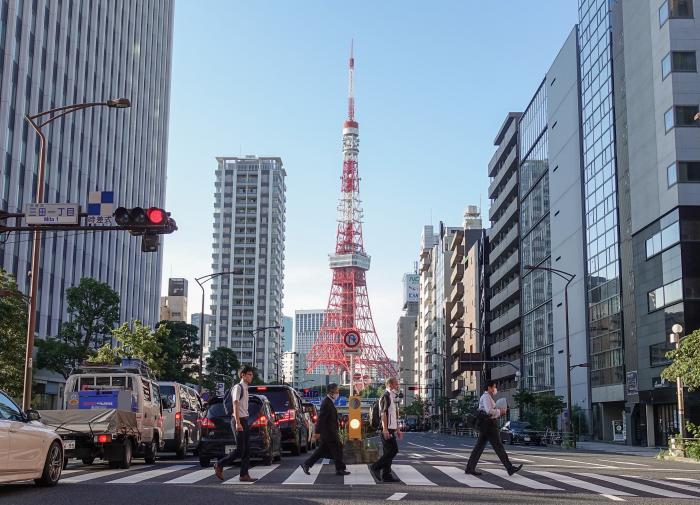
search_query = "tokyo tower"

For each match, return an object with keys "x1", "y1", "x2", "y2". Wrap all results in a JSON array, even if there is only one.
[{"x1": 305, "y1": 44, "x2": 396, "y2": 392}]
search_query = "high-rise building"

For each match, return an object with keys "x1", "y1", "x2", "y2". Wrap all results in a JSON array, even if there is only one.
[
  {"x1": 282, "y1": 315, "x2": 293, "y2": 353},
  {"x1": 397, "y1": 272, "x2": 419, "y2": 404},
  {"x1": 282, "y1": 350, "x2": 301, "y2": 387},
  {"x1": 160, "y1": 278, "x2": 188, "y2": 322},
  {"x1": 191, "y1": 313, "x2": 214, "y2": 342},
  {"x1": 209, "y1": 156, "x2": 286, "y2": 383},
  {"x1": 0, "y1": 0, "x2": 174, "y2": 337},
  {"x1": 294, "y1": 309, "x2": 329, "y2": 387},
  {"x1": 0, "y1": 0, "x2": 173, "y2": 409}
]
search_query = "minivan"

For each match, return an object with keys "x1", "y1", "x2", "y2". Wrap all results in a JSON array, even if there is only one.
[{"x1": 158, "y1": 382, "x2": 204, "y2": 458}]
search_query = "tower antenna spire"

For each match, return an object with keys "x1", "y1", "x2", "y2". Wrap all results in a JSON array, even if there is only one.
[{"x1": 348, "y1": 40, "x2": 355, "y2": 121}]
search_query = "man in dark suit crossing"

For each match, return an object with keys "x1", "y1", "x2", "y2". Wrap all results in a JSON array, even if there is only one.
[{"x1": 300, "y1": 383, "x2": 351, "y2": 476}]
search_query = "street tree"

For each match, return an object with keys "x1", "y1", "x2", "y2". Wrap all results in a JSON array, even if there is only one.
[
  {"x1": 0, "y1": 270, "x2": 27, "y2": 399},
  {"x1": 203, "y1": 347, "x2": 240, "y2": 390},
  {"x1": 157, "y1": 320, "x2": 200, "y2": 383},
  {"x1": 662, "y1": 328, "x2": 700, "y2": 391},
  {"x1": 89, "y1": 320, "x2": 168, "y2": 377}
]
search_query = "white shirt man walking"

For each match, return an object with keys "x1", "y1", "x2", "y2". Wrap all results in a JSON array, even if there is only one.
[
  {"x1": 370, "y1": 377, "x2": 403, "y2": 482},
  {"x1": 465, "y1": 380, "x2": 523, "y2": 476}
]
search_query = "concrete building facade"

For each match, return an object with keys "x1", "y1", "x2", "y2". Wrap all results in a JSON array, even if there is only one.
[
  {"x1": 397, "y1": 272, "x2": 419, "y2": 404},
  {"x1": 160, "y1": 278, "x2": 187, "y2": 322}
]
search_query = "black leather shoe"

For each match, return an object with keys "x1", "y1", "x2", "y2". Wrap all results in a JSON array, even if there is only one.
[
  {"x1": 369, "y1": 466, "x2": 382, "y2": 481},
  {"x1": 508, "y1": 464, "x2": 523, "y2": 476},
  {"x1": 382, "y1": 474, "x2": 399, "y2": 483},
  {"x1": 336, "y1": 470, "x2": 351, "y2": 476},
  {"x1": 300, "y1": 464, "x2": 310, "y2": 475},
  {"x1": 464, "y1": 468, "x2": 482, "y2": 476}
]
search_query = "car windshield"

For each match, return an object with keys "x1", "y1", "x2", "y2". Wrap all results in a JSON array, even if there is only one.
[
  {"x1": 208, "y1": 398, "x2": 262, "y2": 419},
  {"x1": 159, "y1": 385, "x2": 176, "y2": 404},
  {"x1": 249, "y1": 388, "x2": 291, "y2": 412},
  {"x1": 510, "y1": 422, "x2": 531, "y2": 430}
]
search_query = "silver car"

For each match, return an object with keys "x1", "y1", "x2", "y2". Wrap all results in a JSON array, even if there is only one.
[{"x1": 158, "y1": 382, "x2": 204, "y2": 458}]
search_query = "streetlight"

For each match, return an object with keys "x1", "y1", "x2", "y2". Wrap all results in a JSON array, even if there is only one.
[
  {"x1": 669, "y1": 323, "x2": 687, "y2": 440},
  {"x1": 22, "y1": 99, "x2": 131, "y2": 411},
  {"x1": 195, "y1": 269, "x2": 243, "y2": 388},
  {"x1": 524, "y1": 263, "x2": 576, "y2": 447}
]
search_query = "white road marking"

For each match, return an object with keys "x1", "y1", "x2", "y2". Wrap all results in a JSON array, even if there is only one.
[
  {"x1": 224, "y1": 464, "x2": 279, "y2": 485},
  {"x1": 387, "y1": 492, "x2": 407, "y2": 501},
  {"x1": 602, "y1": 494, "x2": 627, "y2": 502},
  {"x1": 410, "y1": 453, "x2": 424, "y2": 459},
  {"x1": 322, "y1": 458, "x2": 331, "y2": 465},
  {"x1": 282, "y1": 463, "x2": 322, "y2": 485},
  {"x1": 108, "y1": 465, "x2": 194, "y2": 484},
  {"x1": 511, "y1": 452, "x2": 617, "y2": 469},
  {"x1": 483, "y1": 468, "x2": 562, "y2": 490},
  {"x1": 528, "y1": 471, "x2": 634, "y2": 497},
  {"x1": 391, "y1": 464, "x2": 435, "y2": 486},
  {"x1": 434, "y1": 465, "x2": 501, "y2": 488},
  {"x1": 577, "y1": 473, "x2": 698, "y2": 498},
  {"x1": 434, "y1": 443, "x2": 445, "y2": 447},
  {"x1": 165, "y1": 469, "x2": 216, "y2": 484},
  {"x1": 669, "y1": 477, "x2": 700, "y2": 483},
  {"x1": 648, "y1": 478, "x2": 700, "y2": 494},
  {"x1": 62, "y1": 467, "x2": 147, "y2": 483},
  {"x1": 345, "y1": 464, "x2": 375, "y2": 485},
  {"x1": 598, "y1": 459, "x2": 648, "y2": 467},
  {"x1": 60, "y1": 469, "x2": 85, "y2": 475}
]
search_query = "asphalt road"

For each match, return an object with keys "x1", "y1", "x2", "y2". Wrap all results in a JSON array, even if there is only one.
[{"x1": 2, "y1": 432, "x2": 700, "y2": 505}]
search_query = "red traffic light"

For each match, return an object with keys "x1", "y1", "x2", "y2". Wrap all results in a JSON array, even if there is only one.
[
  {"x1": 146, "y1": 207, "x2": 167, "y2": 225},
  {"x1": 408, "y1": 386, "x2": 419, "y2": 391}
]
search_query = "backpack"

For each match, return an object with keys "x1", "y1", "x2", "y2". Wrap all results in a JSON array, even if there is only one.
[
  {"x1": 223, "y1": 384, "x2": 241, "y2": 416},
  {"x1": 370, "y1": 391, "x2": 391, "y2": 431}
]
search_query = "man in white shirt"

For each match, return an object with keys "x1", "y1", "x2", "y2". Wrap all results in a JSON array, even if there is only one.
[
  {"x1": 370, "y1": 377, "x2": 403, "y2": 482},
  {"x1": 465, "y1": 380, "x2": 522, "y2": 476},
  {"x1": 214, "y1": 365, "x2": 257, "y2": 482}
]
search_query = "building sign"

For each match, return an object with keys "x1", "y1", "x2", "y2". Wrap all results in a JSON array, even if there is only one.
[
  {"x1": 24, "y1": 203, "x2": 79, "y2": 225},
  {"x1": 612, "y1": 420, "x2": 625, "y2": 442},
  {"x1": 403, "y1": 273, "x2": 419, "y2": 304},
  {"x1": 86, "y1": 191, "x2": 114, "y2": 226},
  {"x1": 625, "y1": 371, "x2": 638, "y2": 396},
  {"x1": 169, "y1": 278, "x2": 188, "y2": 297}
]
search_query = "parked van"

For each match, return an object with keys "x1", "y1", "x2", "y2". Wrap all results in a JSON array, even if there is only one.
[{"x1": 158, "y1": 382, "x2": 204, "y2": 458}]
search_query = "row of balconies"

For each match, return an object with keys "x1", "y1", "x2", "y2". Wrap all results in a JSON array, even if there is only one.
[
  {"x1": 489, "y1": 303, "x2": 520, "y2": 333},
  {"x1": 450, "y1": 301, "x2": 464, "y2": 324},
  {"x1": 487, "y1": 145, "x2": 518, "y2": 197},
  {"x1": 488, "y1": 120, "x2": 518, "y2": 177},
  {"x1": 489, "y1": 169, "x2": 518, "y2": 219},
  {"x1": 450, "y1": 263, "x2": 464, "y2": 285},
  {"x1": 490, "y1": 358, "x2": 520, "y2": 381},
  {"x1": 489, "y1": 226, "x2": 519, "y2": 264},
  {"x1": 490, "y1": 330, "x2": 521, "y2": 358},
  {"x1": 450, "y1": 245, "x2": 464, "y2": 269},
  {"x1": 489, "y1": 276, "x2": 520, "y2": 311},
  {"x1": 450, "y1": 281, "x2": 464, "y2": 305},
  {"x1": 489, "y1": 197, "x2": 518, "y2": 241},
  {"x1": 489, "y1": 249, "x2": 519, "y2": 288}
]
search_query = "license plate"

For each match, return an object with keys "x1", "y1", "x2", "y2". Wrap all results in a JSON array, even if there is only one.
[
  {"x1": 225, "y1": 445, "x2": 235, "y2": 454},
  {"x1": 63, "y1": 440, "x2": 76, "y2": 450},
  {"x1": 523, "y1": 436, "x2": 531, "y2": 442}
]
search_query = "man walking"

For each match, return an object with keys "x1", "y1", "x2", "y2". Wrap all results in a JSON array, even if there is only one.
[
  {"x1": 300, "y1": 383, "x2": 351, "y2": 476},
  {"x1": 214, "y1": 365, "x2": 257, "y2": 482},
  {"x1": 465, "y1": 380, "x2": 522, "y2": 476},
  {"x1": 370, "y1": 377, "x2": 402, "y2": 482}
]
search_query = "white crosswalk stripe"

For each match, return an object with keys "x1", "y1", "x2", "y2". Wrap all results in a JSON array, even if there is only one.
[
  {"x1": 528, "y1": 470, "x2": 635, "y2": 497},
  {"x1": 390, "y1": 464, "x2": 435, "y2": 486},
  {"x1": 282, "y1": 463, "x2": 322, "y2": 485},
  {"x1": 344, "y1": 464, "x2": 375, "y2": 485},
  {"x1": 577, "y1": 473, "x2": 699, "y2": 499},
  {"x1": 647, "y1": 478, "x2": 700, "y2": 494},
  {"x1": 434, "y1": 465, "x2": 501, "y2": 488},
  {"x1": 670, "y1": 477, "x2": 700, "y2": 484},
  {"x1": 107, "y1": 465, "x2": 194, "y2": 484},
  {"x1": 165, "y1": 469, "x2": 216, "y2": 484},
  {"x1": 224, "y1": 465, "x2": 279, "y2": 485},
  {"x1": 62, "y1": 467, "x2": 148, "y2": 483},
  {"x1": 483, "y1": 468, "x2": 562, "y2": 490}
]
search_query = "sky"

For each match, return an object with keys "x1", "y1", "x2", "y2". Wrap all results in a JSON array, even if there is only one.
[{"x1": 161, "y1": 1, "x2": 579, "y2": 360}]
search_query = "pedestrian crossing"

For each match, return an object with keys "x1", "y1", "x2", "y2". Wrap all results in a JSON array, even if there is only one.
[{"x1": 58, "y1": 461, "x2": 700, "y2": 499}]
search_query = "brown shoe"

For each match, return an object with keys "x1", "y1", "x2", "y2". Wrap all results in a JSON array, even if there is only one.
[
  {"x1": 239, "y1": 474, "x2": 258, "y2": 482},
  {"x1": 213, "y1": 464, "x2": 224, "y2": 481}
]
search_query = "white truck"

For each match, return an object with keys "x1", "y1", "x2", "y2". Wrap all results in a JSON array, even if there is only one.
[{"x1": 39, "y1": 360, "x2": 166, "y2": 469}]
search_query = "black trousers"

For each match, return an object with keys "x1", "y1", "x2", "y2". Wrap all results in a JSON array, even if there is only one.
[
  {"x1": 304, "y1": 435, "x2": 346, "y2": 472},
  {"x1": 466, "y1": 419, "x2": 514, "y2": 472},
  {"x1": 372, "y1": 429, "x2": 398, "y2": 477},
  {"x1": 217, "y1": 417, "x2": 251, "y2": 476}
]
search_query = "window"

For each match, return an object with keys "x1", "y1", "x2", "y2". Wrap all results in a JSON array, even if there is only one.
[
  {"x1": 0, "y1": 392, "x2": 23, "y2": 421},
  {"x1": 671, "y1": 0, "x2": 694, "y2": 18},
  {"x1": 660, "y1": 1, "x2": 670, "y2": 25},
  {"x1": 646, "y1": 221, "x2": 680, "y2": 258},
  {"x1": 678, "y1": 161, "x2": 700, "y2": 182},
  {"x1": 648, "y1": 278, "x2": 683, "y2": 312},
  {"x1": 667, "y1": 106, "x2": 700, "y2": 130},
  {"x1": 668, "y1": 162, "x2": 678, "y2": 186},
  {"x1": 650, "y1": 342, "x2": 674, "y2": 367},
  {"x1": 648, "y1": 286, "x2": 665, "y2": 311},
  {"x1": 662, "y1": 53, "x2": 672, "y2": 78},
  {"x1": 663, "y1": 51, "x2": 697, "y2": 77},
  {"x1": 665, "y1": 108, "x2": 675, "y2": 131}
]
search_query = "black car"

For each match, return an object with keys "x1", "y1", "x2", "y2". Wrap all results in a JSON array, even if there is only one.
[
  {"x1": 197, "y1": 394, "x2": 282, "y2": 467},
  {"x1": 500, "y1": 421, "x2": 542, "y2": 445},
  {"x1": 248, "y1": 385, "x2": 309, "y2": 455}
]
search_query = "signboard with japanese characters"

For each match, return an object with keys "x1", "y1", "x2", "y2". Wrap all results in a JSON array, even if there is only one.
[
  {"x1": 24, "y1": 203, "x2": 80, "y2": 225},
  {"x1": 86, "y1": 190, "x2": 114, "y2": 226}
]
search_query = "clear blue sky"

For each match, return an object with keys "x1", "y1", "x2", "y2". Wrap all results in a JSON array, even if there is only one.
[{"x1": 161, "y1": 1, "x2": 578, "y2": 359}]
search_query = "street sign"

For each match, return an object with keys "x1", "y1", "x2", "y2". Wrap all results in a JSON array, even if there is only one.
[
  {"x1": 215, "y1": 382, "x2": 225, "y2": 397},
  {"x1": 612, "y1": 420, "x2": 625, "y2": 442},
  {"x1": 343, "y1": 329, "x2": 360, "y2": 348},
  {"x1": 24, "y1": 203, "x2": 79, "y2": 225},
  {"x1": 87, "y1": 191, "x2": 114, "y2": 226}
]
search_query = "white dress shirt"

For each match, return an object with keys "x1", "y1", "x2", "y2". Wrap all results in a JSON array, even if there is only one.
[{"x1": 478, "y1": 391, "x2": 501, "y2": 419}]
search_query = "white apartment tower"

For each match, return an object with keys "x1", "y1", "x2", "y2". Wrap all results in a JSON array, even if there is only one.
[{"x1": 209, "y1": 156, "x2": 286, "y2": 382}]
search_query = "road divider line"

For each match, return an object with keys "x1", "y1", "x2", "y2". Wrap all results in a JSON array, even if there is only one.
[
  {"x1": 387, "y1": 492, "x2": 407, "y2": 501},
  {"x1": 483, "y1": 468, "x2": 562, "y2": 490},
  {"x1": 528, "y1": 470, "x2": 634, "y2": 497},
  {"x1": 224, "y1": 464, "x2": 278, "y2": 485},
  {"x1": 391, "y1": 464, "x2": 435, "y2": 486},
  {"x1": 434, "y1": 465, "x2": 501, "y2": 488},
  {"x1": 282, "y1": 463, "x2": 322, "y2": 485},
  {"x1": 108, "y1": 465, "x2": 193, "y2": 484},
  {"x1": 576, "y1": 473, "x2": 698, "y2": 499}
]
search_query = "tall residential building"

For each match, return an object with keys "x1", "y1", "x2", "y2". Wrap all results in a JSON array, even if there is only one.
[
  {"x1": 160, "y1": 278, "x2": 188, "y2": 322},
  {"x1": 282, "y1": 350, "x2": 301, "y2": 387},
  {"x1": 191, "y1": 313, "x2": 214, "y2": 342},
  {"x1": 282, "y1": 315, "x2": 293, "y2": 352},
  {"x1": 209, "y1": 156, "x2": 286, "y2": 383},
  {"x1": 0, "y1": 0, "x2": 174, "y2": 337},
  {"x1": 294, "y1": 309, "x2": 327, "y2": 387},
  {"x1": 486, "y1": 113, "x2": 522, "y2": 410},
  {"x1": 397, "y1": 272, "x2": 419, "y2": 404}
]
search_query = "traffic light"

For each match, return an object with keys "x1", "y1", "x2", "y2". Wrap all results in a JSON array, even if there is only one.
[
  {"x1": 113, "y1": 206, "x2": 177, "y2": 252},
  {"x1": 347, "y1": 395, "x2": 362, "y2": 440}
]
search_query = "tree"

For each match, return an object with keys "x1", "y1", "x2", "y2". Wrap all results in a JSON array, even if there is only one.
[
  {"x1": 662, "y1": 329, "x2": 700, "y2": 391},
  {"x1": 536, "y1": 394, "x2": 566, "y2": 430},
  {"x1": 89, "y1": 321, "x2": 168, "y2": 377},
  {"x1": 403, "y1": 396, "x2": 427, "y2": 418},
  {"x1": 0, "y1": 270, "x2": 28, "y2": 400},
  {"x1": 203, "y1": 347, "x2": 241, "y2": 390},
  {"x1": 37, "y1": 278, "x2": 120, "y2": 377},
  {"x1": 156, "y1": 321, "x2": 200, "y2": 383}
]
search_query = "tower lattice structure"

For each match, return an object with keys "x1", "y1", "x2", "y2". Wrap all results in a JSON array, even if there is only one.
[{"x1": 305, "y1": 45, "x2": 396, "y2": 392}]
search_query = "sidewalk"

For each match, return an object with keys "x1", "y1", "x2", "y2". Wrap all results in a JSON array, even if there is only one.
[{"x1": 574, "y1": 441, "x2": 659, "y2": 457}]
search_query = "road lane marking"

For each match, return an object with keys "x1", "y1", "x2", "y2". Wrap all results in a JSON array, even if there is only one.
[
  {"x1": 647, "y1": 478, "x2": 700, "y2": 494},
  {"x1": 165, "y1": 469, "x2": 216, "y2": 484},
  {"x1": 434, "y1": 443, "x2": 445, "y2": 446},
  {"x1": 410, "y1": 453, "x2": 424, "y2": 459},
  {"x1": 602, "y1": 494, "x2": 627, "y2": 502},
  {"x1": 391, "y1": 464, "x2": 435, "y2": 486},
  {"x1": 322, "y1": 459, "x2": 331, "y2": 465},
  {"x1": 224, "y1": 464, "x2": 279, "y2": 485},
  {"x1": 528, "y1": 471, "x2": 634, "y2": 497},
  {"x1": 407, "y1": 441, "x2": 534, "y2": 463},
  {"x1": 483, "y1": 468, "x2": 562, "y2": 490},
  {"x1": 577, "y1": 473, "x2": 698, "y2": 498},
  {"x1": 434, "y1": 465, "x2": 501, "y2": 488},
  {"x1": 669, "y1": 477, "x2": 700, "y2": 483},
  {"x1": 510, "y1": 452, "x2": 617, "y2": 469},
  {"x1": 62, "y1": 467, "x2": 149, "y2": 483},
  {"x1": 598, "y1": 459, "x2": 648, "y2": 467},
  {"x1": 387, "y1": 492, "x2": 407, "y2": 501},
  {"x1": 344, "y1": 464, "x2": 375, "y2": 485},
  {"x1": 108, "y1": 465, "x2": 193, "y2": 484},
  {"x1": 282, "y1": 463, "x2": 322, "y2": 485}
]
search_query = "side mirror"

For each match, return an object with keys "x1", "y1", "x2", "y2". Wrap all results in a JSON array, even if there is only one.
[{"x1": 25, "y1": 409, "x2": 41, "y2": 421}]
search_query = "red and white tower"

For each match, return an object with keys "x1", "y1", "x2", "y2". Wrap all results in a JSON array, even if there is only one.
[{"x1": 305, "y1": 44, "x2": 396, "y2": 392}]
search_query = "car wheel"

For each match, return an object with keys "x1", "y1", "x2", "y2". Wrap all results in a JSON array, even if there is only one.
[
  {"x1": 81, "y1": 456, "x2": 95, "y2": 465},
  {"x1": 35, "y1": 441, "x2": 63, "y2": 487},
  {"x1": 144, "y1": 437, "x2": 158, "y2": 464},
  {"x1": 119, "y1": 439, "x2": 133, "y2": 469},
  {"x1": 199, "y1": 457, "x2": 211, "y2": 467}
]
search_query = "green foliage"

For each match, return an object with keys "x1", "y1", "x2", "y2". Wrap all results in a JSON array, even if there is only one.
[
  {"x1": 447, "y1": 395, "x2": 479, "y2": 424},
  {"x1": 403, "y1": 395, "x2": 427, "y2": 417},
  {"x1": 514, "y1": 389, "x2": 566, "y2": 430},
  {"x1": 203, "y1": 347, "x2": 241, "y2": 391},
  {"x1": 361, "y1": 384, "x2": 386, "y2": 399},
  {"x1": 662, "y1": 330, "x2": 700, "y2": 391},
  {"x1": 0, "y1": 270, "x2": 28, "y2": 400},
  {"x1": 37, "y1": 278, "x2": 120, "y2": 378},
  {"x1": 684, "y1": 422, "x2": 700, "y2": 461},
  {"x1": 156, "y1": 321, "x2": 201, "y2": 383},
  {"x1": 89, "y1": 321, "x2": 168, "y2": 377},
  {"x1": 571, "y1": 404, "x2": 589, "y2": 436}
]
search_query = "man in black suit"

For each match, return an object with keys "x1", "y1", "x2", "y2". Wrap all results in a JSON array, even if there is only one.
[{"x1": 300, "y1": 383, "x2": 350, "y2": 476}]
